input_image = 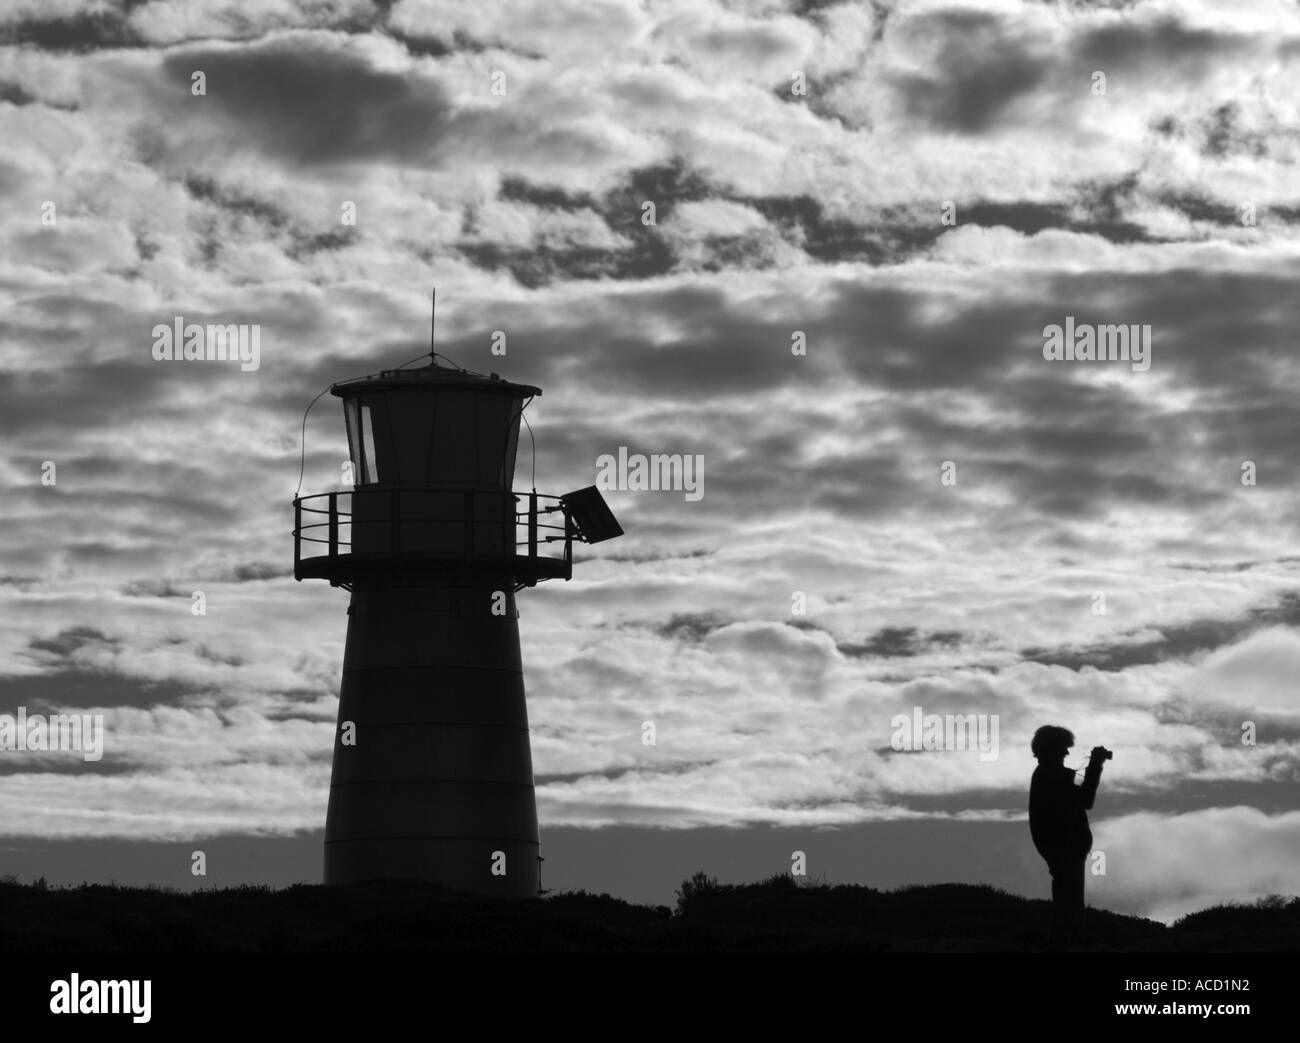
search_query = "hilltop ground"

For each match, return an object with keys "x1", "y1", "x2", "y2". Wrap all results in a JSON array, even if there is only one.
[{"x1": 1, "y1": 872, "x2": 1296, "y2": 952}]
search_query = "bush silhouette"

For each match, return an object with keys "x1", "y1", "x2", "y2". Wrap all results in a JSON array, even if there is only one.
[
  {"x1": 0, "y1": 875, "x2": 1292, "y2": 953},
  {"x1": 674, "y1": 870, "x2": 720, "y2": 916}
]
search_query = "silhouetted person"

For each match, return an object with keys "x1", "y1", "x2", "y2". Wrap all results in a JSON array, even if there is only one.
[{"x1": 1029, "y1": 726, "x2": 1107, "y2": 950}]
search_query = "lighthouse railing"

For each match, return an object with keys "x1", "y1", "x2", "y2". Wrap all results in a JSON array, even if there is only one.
[{"x1": 292, "y1": 487, "x2": 573, "y2": 583}]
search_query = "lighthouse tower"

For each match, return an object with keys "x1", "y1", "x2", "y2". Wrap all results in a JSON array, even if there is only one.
[{"x1": 293, "y1": 356, "x2": 621, "y2": 898}]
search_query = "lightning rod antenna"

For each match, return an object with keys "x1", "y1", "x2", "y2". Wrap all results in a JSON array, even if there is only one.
[{"x1": 430, "y1": 288, "x2": 436, "y2": 365}]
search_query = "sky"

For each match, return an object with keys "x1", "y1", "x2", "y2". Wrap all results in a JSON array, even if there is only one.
[{"x1": 1, "y1": 0, "x2": 1299, "y2": 923}]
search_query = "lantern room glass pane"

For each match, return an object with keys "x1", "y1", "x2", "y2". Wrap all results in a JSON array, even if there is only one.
[
  {"x1": 343, "y1": 398, "x2": 380, "y2": 486},
  {"x1": 431, "y1": 390, "x2": 476, "y2": 486},
  {"x1": 503, "y1": 397, "x2": 522, "y2": 486},
  {"x1": 359, "y1": 402, "x2": 378, "y2": 484},
  {"x1": 343, "y1": 398, "x2": 360, "y2": 479},
  {"x1": 476, "y1": 394, "x2": 510, "y2": 485},
  {"x1": 386, "y1": 390, "x2": 436, "y2": 484}
]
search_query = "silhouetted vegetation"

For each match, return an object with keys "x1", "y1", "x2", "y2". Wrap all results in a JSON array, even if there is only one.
[
  {"x1": 1171, "y1": 894, "x2": 1300, "y2": 944},
  {"x1": 0, "y1": 874, "x2": 1294, "y2": 952}
]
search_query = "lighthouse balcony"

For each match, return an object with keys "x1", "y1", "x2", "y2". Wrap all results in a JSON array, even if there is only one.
[{"x1": 293, "y1": 488, "x2": 573, "y2": 587}]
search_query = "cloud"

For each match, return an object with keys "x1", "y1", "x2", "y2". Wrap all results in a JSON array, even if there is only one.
[
  {"x1": 1092, "y1": 807, "x2": 1300, "y2": 922},
  {"x1": 1183, "y1": 626, "x2": 1300, "y2": 716},
  {"x1": 888, "y1": 8, "x2": 1051, "y2": 133},
  {"x1": 155, "y1": 34, "x2": 456, "y2": 167}
]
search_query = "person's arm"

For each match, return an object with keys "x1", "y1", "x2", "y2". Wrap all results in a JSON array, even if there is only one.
[{"x1": 1078, "y1": 751, "x2": 1105, "y2": 810}]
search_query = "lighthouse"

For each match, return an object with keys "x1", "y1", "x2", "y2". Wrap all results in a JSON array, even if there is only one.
[{"x1": 293, "y1": 352, "x2": 622, "y2": 897}]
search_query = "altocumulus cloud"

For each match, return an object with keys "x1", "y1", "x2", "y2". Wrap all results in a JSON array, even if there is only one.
[{"x1": 0, "y1": 0, "x2": 1298, "y2": 919}]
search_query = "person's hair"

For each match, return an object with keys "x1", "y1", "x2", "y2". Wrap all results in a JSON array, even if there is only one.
[{"x1": 1031, "y1": 725, "x2": 1074, "y2": 758}]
